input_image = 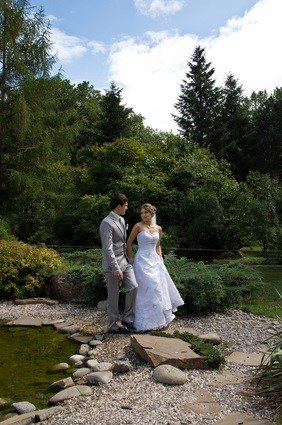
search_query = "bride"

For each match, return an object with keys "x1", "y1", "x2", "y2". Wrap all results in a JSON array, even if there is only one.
[{"x1": 126, "y1": 203, "x2": 184, "y2": 332}]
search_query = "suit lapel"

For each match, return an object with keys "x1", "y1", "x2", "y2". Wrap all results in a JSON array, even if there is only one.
[{"x1": 109, "y1": 213, "x2": 125, "y2": 239}]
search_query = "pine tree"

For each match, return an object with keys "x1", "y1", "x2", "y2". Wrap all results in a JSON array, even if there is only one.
[
  {"x1": 173, "y1": 46, "x2": 222, "y2": 148},
  {"x1": 97, "y1": 81, "x2": 132, "y2": 144}
]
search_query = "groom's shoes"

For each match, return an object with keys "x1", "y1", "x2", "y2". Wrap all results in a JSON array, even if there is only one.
[
  {"x1": 121, "y1": 320, "x2": 136, "y2": 332},
  {"x1": 108, "y1": 326, "x2": 129, "y2": 334}
]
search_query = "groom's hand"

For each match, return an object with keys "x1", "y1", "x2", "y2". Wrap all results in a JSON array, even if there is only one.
[{"x1": 113, "y1": 269, "x2": 123, "y2": 281}]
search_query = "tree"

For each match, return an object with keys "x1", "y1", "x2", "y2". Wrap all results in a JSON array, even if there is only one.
[
  {"x1": 97, "y1": 81, "x2": 132, "y2": 144},
  {"x1": 173, "y1": 46, "x2": 222, "y2": 148},
  {"x1": 0, "y1": 0, "x2": 55, "y2": 101},
  {"x1": 218, "y1": 74, "x2": 253, "y2": 180}
]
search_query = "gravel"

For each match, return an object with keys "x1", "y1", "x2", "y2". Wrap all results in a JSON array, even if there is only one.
[{"x1": 0, "y1": 301, "x2": 279, "y2": 425}]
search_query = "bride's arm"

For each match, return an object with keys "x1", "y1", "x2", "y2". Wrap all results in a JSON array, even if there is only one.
[
  {"x1": 156, "y1": 226, "x2": 163, "y2": 258},
  {"x1": 126, "y1": 223, "x2": 139, "y2": 259}
]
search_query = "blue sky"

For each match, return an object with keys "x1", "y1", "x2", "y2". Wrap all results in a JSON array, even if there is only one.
[{"x1": 30, "y1": 0, "x2": 281, "y2": 132}]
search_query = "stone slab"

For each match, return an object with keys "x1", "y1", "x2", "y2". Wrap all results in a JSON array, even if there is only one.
[
  {"x1": 215, "y1": 412, "x2": 275, "y2": 425},
  {"x1": 34, "y1": 406, "x2": 63, "y2": 422},
  {"x1": 209, "y1": 370, "x2": 247, "y2": 387},
  {"x1": 182, "y1": 402, "x2": 223, "y2": 417},
  {"x1": 14, "y1": 298, "x2": 58, "y2": 305},
  {"x1": 59, "y1": 325, "x2": 80, "y2": 334},
  {"x1": 42, "y1": 318, "x2": 65, "y2": 325},
  {"x1": 131, "y1": 334, "x2": 208, "y2": 369},
  {"x1": 6, "y1": 316, "x2": 42, "y2": 327},
  {"x1": 70, "y1": 335, "x2": 93, "y2": 344},
  {"x1": 193, "y1": 389, "x2": 216, "y2": 403},
  {"x1": 53, "y1": 322, "x2": 73, "y2": 330},
  {"x1": 227, "y1": 351, "x2": 264, "y2": 366}
]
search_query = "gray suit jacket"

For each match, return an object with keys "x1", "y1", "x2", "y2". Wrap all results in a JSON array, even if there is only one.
[{"x1": 99, "y1": 211, "x2": 129, "y2": 272}]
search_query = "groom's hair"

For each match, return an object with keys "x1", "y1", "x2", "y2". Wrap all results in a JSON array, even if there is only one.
[{"x1": 110, "y1": 193, "x2": 128, "y2": 210}]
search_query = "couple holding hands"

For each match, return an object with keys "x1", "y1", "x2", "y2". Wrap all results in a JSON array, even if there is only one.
[{"x1": 99, "y1": 193, "x2": 184, "y2": 334}]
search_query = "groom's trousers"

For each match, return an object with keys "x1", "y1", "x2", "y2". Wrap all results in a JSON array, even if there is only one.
[{"x1": 106, "y1": 263, "x2": 138, "y2": 330}]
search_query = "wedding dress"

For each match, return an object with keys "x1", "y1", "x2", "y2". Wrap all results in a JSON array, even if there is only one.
[{"x1": 133, "y1": 230, "x2": 184, "y2": 332}]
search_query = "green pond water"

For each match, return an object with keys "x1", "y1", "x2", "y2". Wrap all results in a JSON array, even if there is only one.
[{"x1": 0, "y1": 323, "x2": 77, "y2": 418}]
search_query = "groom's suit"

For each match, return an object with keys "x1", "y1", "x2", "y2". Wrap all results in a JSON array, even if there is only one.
[{"x1": 100, "y1": 211, "x2": 138, "y2": 330}]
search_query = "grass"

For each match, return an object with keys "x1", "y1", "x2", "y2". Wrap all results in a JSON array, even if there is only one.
[
  {"x1": 239, "y1": 266, "x2": 282, "y2": 319},
  {"x1": 240, "y1": 246, "x2": 282, "y2": 265}
]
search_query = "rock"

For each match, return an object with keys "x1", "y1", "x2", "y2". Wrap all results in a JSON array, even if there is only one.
[
  {"x1": 97, "y1": 300, "x2": 107, "y2": 311},
  {"x1": 198, "y1": 333, "x2": 221, "y2": 345},
  {"x1": 42, "y1": 318, "x2": 65, "y2": 325},
  {"x1": 72, "y1": 368, "x2": 91, "y2": 379},
  {"x1": 88, "y1": 349, "x2": 97, "y2": 357},
  {"x1": 34, "y1": 406, "x2": 63, "y2": 422},
  {"x1": 86, "y1": 371, "x2": 113, "y2": 385},
  {"x1": 14, "y1": 298, "x2": 58, "y2": 306},
  {"x1": 0, "y1": 397, "x2": 9, "y2": 406},
  {"x1": 91, "y1": 362, "x2": 113, "y2": 372},
  {"x1": 0, "y1": 412, "x2": 36, "y2": 424},
  {"x1": 69, "y1": 354, "x2": 85, "y2": 365},
  {"x1": 214, "y1": 412, "x2": 275, "y2": 425},
  {"x1": 52, "y1": 362, "x2": 70, "y2": 372},
  {"x1": 74, "y1": 360, "x2": 84, "y2": 367},
  {"x1": 49, "y1": 385, "x2": 92, "y2": 404},
  {"x1": 54, "y1": 321, "x2": 73, "y2": 330},
  {"x1": 86, "y1": 359, "x2": 99, "y2": 368},
  {"x1": 6, "y1": 316, "x2": 42, "y2": 327},
  {"x1": 131, "y1": 334, "x2": 208, "y2": 369},
  {"x1": 70, "y1": 334, "x2": 93, "y2": 344},
  {"x1": 89, "y1": 339, "x2": 102, "y2": 347},
  {"x1": 48, "y1": 377, "x2": 74, "y2": 391},
  {"x1": 113, "y1": 360, "x2": 132, "y2": 374},
  {"x1": 227, "y1": 351, "x2": 265, "y2": 366},
  {"x1": 60, "y1": 325, "x2": 80, "y2": 334},
  {"x1": 181, "y1": 401, "x2": 223, "y2": 417},
  {"x1": 152, "y1": 364, "x2": 187, "y2": 385},
  {"x1": 12, "y1": 402, "x2": 36, "y2": 414},
  {"x1": 79, "y1": 344, "x2": 90, "y2": 355},
  {"x1": 94, "y1": 334, "x2": 105, "y2": 341}
]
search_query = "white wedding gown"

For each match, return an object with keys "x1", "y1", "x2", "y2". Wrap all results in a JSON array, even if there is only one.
[{"x1": 133, "y1": 230, "x2": 184, "y2": 332}]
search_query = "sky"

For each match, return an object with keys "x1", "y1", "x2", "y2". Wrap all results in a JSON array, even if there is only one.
[{"x1": 30, "y1": 0, "x2": 282, "y2": 132}]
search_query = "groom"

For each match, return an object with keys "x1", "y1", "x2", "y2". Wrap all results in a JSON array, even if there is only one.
[{"x1": 99, "y1": 193, "x2": 138, "y2": 334}]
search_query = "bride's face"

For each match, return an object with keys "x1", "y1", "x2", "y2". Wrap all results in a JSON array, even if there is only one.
[{"x1": 141, "y1": 208, "x2": 152, "y2": 223}]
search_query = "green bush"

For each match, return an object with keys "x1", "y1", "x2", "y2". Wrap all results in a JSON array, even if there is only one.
[
  {"x1": 62, "y1": 249, "x2": 107, "y2": 304},
  {"x1": 0, "y1": 240, "x2": 63, "y2": 299},
  {"x1": 164, "y1": 254, "x2": 262, "y2": 314}
]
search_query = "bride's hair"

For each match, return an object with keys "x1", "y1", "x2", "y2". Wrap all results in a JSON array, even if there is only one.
[{"x1": 141, "y1": 203, "x2": 157, "y2": 216}]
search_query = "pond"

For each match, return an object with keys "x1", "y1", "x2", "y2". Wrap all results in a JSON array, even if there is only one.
[{"x1": 0, "y1": 323, "x2": 77, "y2": 418}]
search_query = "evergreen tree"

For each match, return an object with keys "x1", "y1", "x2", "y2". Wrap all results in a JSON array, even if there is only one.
[
  {"x1": 97, "y1": 81, "x2": 132, "y2": 144},
  {"x1": 219, "y1": 74, "x2": 252, "y2": 180},
  {"x1": 0, "y1": 0, "x2": 55, "y2": 101},
  {"x1": 173, "y1": 46, "x2": 222, "y2": 148}
]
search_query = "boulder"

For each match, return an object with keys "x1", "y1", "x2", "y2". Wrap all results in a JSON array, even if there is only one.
[
  {"x1": 48, "y1": 377, "x2": 74, "y2": 391},
  {"x1": 12, "y1": 402, "x2": 36, "y2": 414},
  {"x1": 34, "y1": 406, "x2": 63, "y2": 422},
  {"x1": 86, "y1": 371, "x2": 113, "y2": 385},
  {"x1": 49, "y1": 385, "x2": 92, "y2": 404},
  {"x1": 131, "y1": 334, "x2": 207, "y2": 369},
  {"x1": 72, "y1": 368, "x2": 91, "y2": 379},
  {"x1": 152, "y1": 364, "x2": 187, "y2": 385},
  {"x1": 79, "y1": 344, "x2": 90, "y2": 355},
  {"x1": 68, "y1": 354, "x2": 85, "y2": 365},
  {"x1": 198, "y1": 333, "x2": 221, "y2": 345},
  {"x1": 0, "y1": 412, "x2": 36, "y2": 424},
  {"x1": 52, "y1": 362, "x2": 69, "y2": 372},
  {"x1": 97, "y1": 300, "x2": 107, "y2": 311},
  {"x1": 113, "y1": 360, "x2": 132, "y2": 374},
  {"x1": 91, "y1": 362, "x2": 113, "y2": 372}
]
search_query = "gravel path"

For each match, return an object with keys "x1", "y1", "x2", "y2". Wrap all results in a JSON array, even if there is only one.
[{"x1": 0, "y1": 301, "x2": 280, "y2": 425}]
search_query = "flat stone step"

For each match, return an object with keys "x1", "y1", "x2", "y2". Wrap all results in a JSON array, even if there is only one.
[
  {"x1": 131, "y1": 334, "x2": 208, "y2": 369},
  {"x1": 14, "y1": 298, "x2": 59, "y2": 305},
  {"x1": 6, "y1": 316, "x2": 42, "y2": 327},
  {"x1": 226, "y1": 351, "x2": 265, "y2": 366}
]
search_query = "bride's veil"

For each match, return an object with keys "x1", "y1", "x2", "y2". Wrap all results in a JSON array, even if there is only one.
[{"x1": 152, "y1": 213, "x2": 157, "y2": 225}]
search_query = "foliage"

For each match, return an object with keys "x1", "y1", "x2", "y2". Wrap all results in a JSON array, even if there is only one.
[
  {"x1": 164, "y1": 254, "x2": 262, "y2": 314},
  {"x1": 151, "y1": 330, "x2": 225, "y2": 369},
  {"x1": 255, "y1": 323, "x2": 282, "y2": 406},
  {"x1": 61, "y1": 249, "x2": 107, "y2": 304},
  {"x1": 0, "y1": 240, "x2": 63, "y2": 298},
  {"x1": 0, "y1": 218, "x2": 15, "y2": 240}
]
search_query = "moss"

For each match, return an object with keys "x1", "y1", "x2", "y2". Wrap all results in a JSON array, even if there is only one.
[{"x1": 151, "y1": 330, "x2": 225, "y2": 369}]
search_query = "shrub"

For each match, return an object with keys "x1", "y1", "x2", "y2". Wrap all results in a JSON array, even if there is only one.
[
  {"x1": 62, "y1": 249, "x2": 107, "y2": 304},
  {"x1": 164, "y1": 254, "x2": 262, "y2": 314},
  {"x1": 0, "y1": 219, "x2": 16, "y2": 241},
  {"x1": 0, "y1": 241, "x2": 63, "y2": 299}
]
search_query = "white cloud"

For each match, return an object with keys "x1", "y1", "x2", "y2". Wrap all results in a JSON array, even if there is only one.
[
  {"x1": 88, "y1": 40, "x2": 107, "y2": 55},
  {"x1": 109, "y1": 0, "x2": 282, "y2": 132},
  {"x1": 134, "y1": 0, "x2": 185, "y2": 18},
  {"x1": 50, "y1": 28, "x2": 87, "y2": 62}
]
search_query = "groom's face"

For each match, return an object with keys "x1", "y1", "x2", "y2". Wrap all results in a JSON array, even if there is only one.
[{"x1": 117, "y1": 202, "x2": 128, "y2": 216}]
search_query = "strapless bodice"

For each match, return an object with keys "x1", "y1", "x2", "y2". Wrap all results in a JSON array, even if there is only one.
[{"x1": 136, "y1": 231, "x2": 159, "y2": 252}]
